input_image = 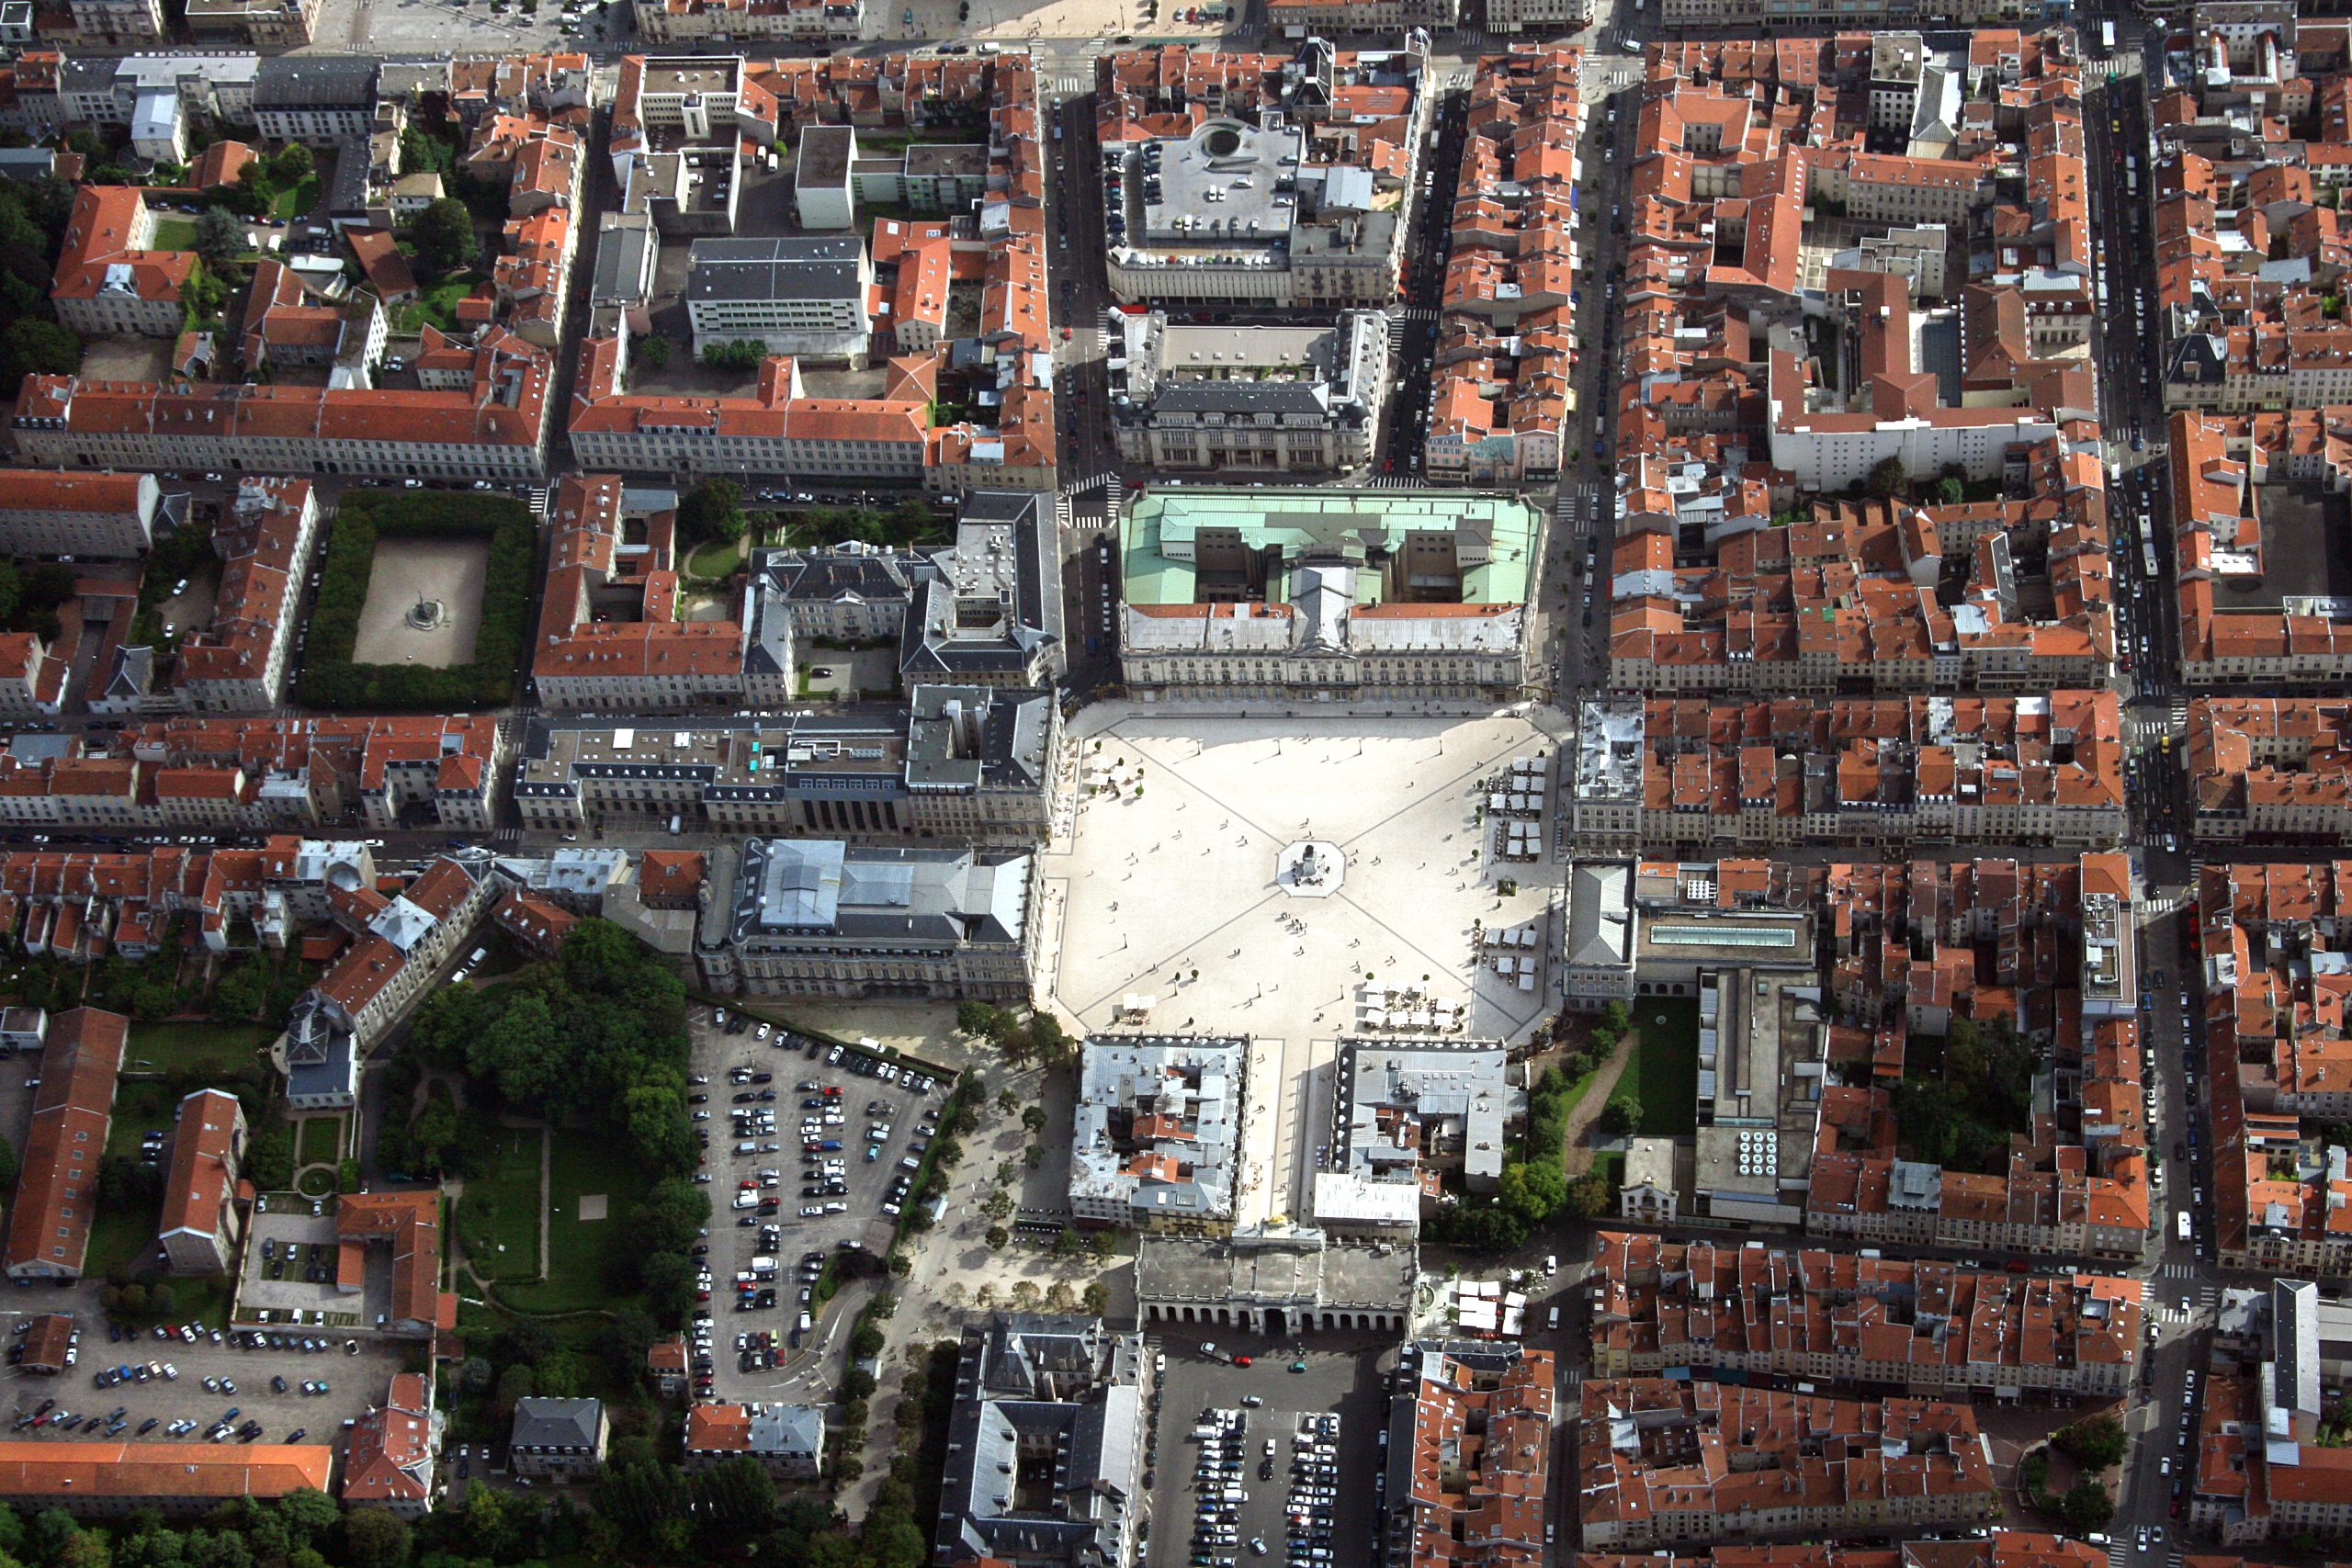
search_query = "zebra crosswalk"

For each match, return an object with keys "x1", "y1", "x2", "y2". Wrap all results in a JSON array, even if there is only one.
[
  {"x1": 1363, "y1": 474, "x2": 1427, "y2": 490},
  {"x1": 1053, "y1": 75, "x2": 1087, "y2": 96},
  {"x1": 2169, "y1": 696, "x2": 2188, "y2": 729},
  {"x1": 1104, "y1": 474, "x2": 1125, "y2": 516},
  {"x1": 525, "y1": 484, "x2": 550, "y2": 518}
]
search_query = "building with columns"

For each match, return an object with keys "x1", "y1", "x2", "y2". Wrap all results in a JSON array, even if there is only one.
[{"x1": 1133, "y1": 1232, "x2": 1415, "y2": 1336}]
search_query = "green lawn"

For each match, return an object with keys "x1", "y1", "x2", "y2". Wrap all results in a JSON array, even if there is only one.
[
  {"x1": 686, "y1": 537, "x2": 744, "y2": 579},
  {"x1": 125, "y1": 1021, "x2": 277, "y2": 1079},
  {"x1": 85, "y1": 1197, "x2": 164, "y2": 1282},
  {"x1": 296, "y1": 1116, "x2": 344, "y2": 1167},
  {"x1": 107, "y1": 1081, "x2": 183, "y2": 1158},
  {"x1": 394, "y1": 276, "x2": 476, "y2": 334},
  {"x1": 500, "y1": 1125, "x2": 650, "y2": 1314},
  {"x1": 460, "y1": 1128, "x2": 544, "y2": 1284},
  {"x1": 270, "y1": 175, "x2": 320, "y2": 220},
  {"x1": 1623, "y1": 998, "x2": 1702, "y2": 1137},
  {"x1": 149, "y1": 217, "x2": 200, "y2": 252}
]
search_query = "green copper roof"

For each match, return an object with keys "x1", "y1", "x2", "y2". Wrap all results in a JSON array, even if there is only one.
[{"x1": 1120, "y1": 487, "x2": 1539, "y2": 609}]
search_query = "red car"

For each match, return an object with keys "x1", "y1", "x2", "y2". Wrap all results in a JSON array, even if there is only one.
[
  {"x1": 1233, "y1": 1356, "x2": 1252, "y2": 1368},
  {"x1": 1061, "y1": 325, "x2": 1072, "y2": 341}
]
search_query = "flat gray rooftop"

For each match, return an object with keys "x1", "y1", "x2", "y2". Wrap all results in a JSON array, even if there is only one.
[{"x1": 1140, "y1": 119, "x2": 1302, "y2": 246}]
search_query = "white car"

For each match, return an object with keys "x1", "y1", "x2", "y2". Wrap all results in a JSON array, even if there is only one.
[{"x1": 799, "y1": 1204, "x2": 824, "y2": 1217}]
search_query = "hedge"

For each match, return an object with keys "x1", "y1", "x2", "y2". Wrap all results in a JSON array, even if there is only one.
[{"x1": 295, "y1": 489, "x2": 537, "y2": 710}]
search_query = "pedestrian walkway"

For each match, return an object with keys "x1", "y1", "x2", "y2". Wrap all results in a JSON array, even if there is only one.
[{"x1": 1054, "y1": 74, "x2": 1087, "y2": 95}]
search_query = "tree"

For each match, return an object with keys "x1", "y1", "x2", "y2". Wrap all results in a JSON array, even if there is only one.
[
  {"x1": 0, "y1": 318, "x2": 78, "y2": 393},
  {"x1": 849, "y1": 1323, "x2": 886, "y2": 1359},
  {"x1": 957, "y1": 1000, "x2": 1006, "y2": 1040},
  {"x1": 340, "y1": 1507, "x2": 413, "y2": 1568},
  {"x1": 1598, "y1": 1093, "x2": 1643, "y2": 1138},
  {"x1": 232, "y1": 158, "x2": 277, "y2": 217},
  {"x1": 1565, "y1": 1171, "x2": 1614, "y2": 1221},
  {"x1": 1020, "y1": 1104, "x2": 1047, "y2": 1134},
  {"x1": 699, "y1": 339, "x2": 766, "y2": 370},
  {"x1": 1082, "y1": 1281, "x2": 1109, "y2": 1315},
  {"x1": 245, "y1": 1122, "x2": 293, "y2": 1191},
  {"x1": 677, "y1": 479, "x2": 747, "y2": 547},
  {"x1": 1865, "y1": 455, "x2": 1909, "y2": 501},
  {"x1": 406, "y1": 197, "x2": 477, "y2": 279},
  {"x1": 629, "y1": 1179, "x2": 712, "y2": 1261},
  {"x1": 180, "y1": 265, "x2": 226, "y2": 329},
  {"x1": 192, "y1": 206, "x2": 245, "y2": 274},
  {"x1": 985, "y1": 1224, "x2": 1009, "y2": 1250},
  {"x1": 2059, "y1": 1480, "x2": 2114, "y2": 1535},
  {"x1": 1937, "y1": 474, "x2": 1966, "y2": 506},
  {"x1": 270, "y1": 141, "x2": 313, "y2": 185},
  {"x1": 2055, "y1": 1415, "x2": 2130, "y2": 1472},
  {"x1": 492, "y1": 1362, "x2": 536, "y2": 1414},
  {"x1": 631, "y1": 332, "x2": 670, "y2": 372}
]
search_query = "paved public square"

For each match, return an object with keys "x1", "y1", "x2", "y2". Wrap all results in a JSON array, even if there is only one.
[
  {"x1": 351, "y1": 538, "x2": 489, "y2": 668},
  {"x1": 1039, "y1": 707, "x2": 1564, "y2": 1230}
]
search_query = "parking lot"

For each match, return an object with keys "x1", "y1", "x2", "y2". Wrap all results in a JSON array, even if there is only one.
[
  {"x1": 0, "y1": 1302, "x2": 406, "y2": 1449},
  {"x1": 684, "y1": 1004, "x2": 950, "y2": 1403},
  {"x1": 1141, "y1": 1337, "x2": 1394, "y2": 1568}
]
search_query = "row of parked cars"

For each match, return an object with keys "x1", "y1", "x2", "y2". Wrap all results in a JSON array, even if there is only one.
[
  {"x1": 1283, "y1": 1413, "x2": 1341, "y2": 1565},
  {"x1": 1189, "y1": 1407, "x2": 1259, "y2": 1566}
]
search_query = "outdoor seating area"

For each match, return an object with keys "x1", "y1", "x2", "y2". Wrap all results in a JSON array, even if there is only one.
[{"x1": 1353, "y1": 984, "x2": 1468, "y2": 1034}]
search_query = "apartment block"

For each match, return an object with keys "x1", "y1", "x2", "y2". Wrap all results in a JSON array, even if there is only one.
[
  {"x1": 681, "y1": 1403, "x2": 824, "y2": 1480},
  {"x1": 0, "y1": 1444, "x2": 331, "y2": 1518},
  {"x1": 1097, "y1": 39, "x2": 1433, "y2": 309},
  {"x1": 2199, "y1": 862, "x2": 2352, "y2": 1277},
  {"x1": 279, "y1": 856, "x2": 495, "y2": 1110},
  {"x1": 1313, "y1": 1039, "x2": 1514, "y2": 1237},
  {"x1": 510, "y1": 686, "x2": 1059, "y2": 843},
  {"x1": 635, "y1": 0, "x2": 862, "y2": 41},
  {"x1": 1609, "y1": 448, "x2": 2116, "y2": 694},
  {"x1": 601, "y1": 50, "x2": 1058, "y2": 489},
  {"x1": 2169, "y1": 408, "x2": 2352, "y2": 684},
  {"x1": 1555, "y1": 854, "x2": 2147, "y2": 1253},
  {"x1": 14, "y1": 327, "x2": 553, "y2": 481},
  {"x1": 1568, "y1": 694, "x2": 2128, "y2": 850},
  {"x1": 253, "y1": 55, "x2": 379, "y2": 145},
  {"x1": 508, "y1": 1399, "x2": 606, "y2": 1478},
  {"x1": 2189, "y1": 1280, "x2": 2347, "y2": 1542},
  {"x1": 1576, "y1": 1381, "x2": 1999, "y2": 1548},
  {"x1": 340, "y1": 1372, "x2": 440, "y2": 1517},
  {"x1": 1581, "y1": 1533, "x2": 2109, "y2": 1568},
  {"x1": 50, "y1": 185, "x2": 192, "y2": 339},
  {"x1": 1378, "y1": 1340, "x2": 1553, "y2": 1568},
  {"x1": 936, "y1": 1315, "x2": 1145, "y2": 1568},
  {"x1": 1428, "y1": 47, "x2": 1581, "y2": 487},
  {"x1": 0, "y1": 471, "x2": 172, "y2": 558},
  {"x1": 684, "y1": 235, "x2": 872, "y2": 363},
  {"x1": 1108, "y1": 310, "x2": 1388, "y2": 474},
  {"x1": 0, "y1": 716, "x2": 502, "y2": 836},
  {"x1": 1070, "y1": 1035, "x2": 1246, "y2": 1235},
  {"x1": 530, "y1": 474, "x2": 782, "y2": 715},
  {"x1": 691, "y1": 837, "x2": 1036, "y2": 1001},
  {"x1": 2188, "y1": 698, "x2": 2352, "y2": 840},
  {"x1": 184, "y1": 0, "x2": 316, "y2": 46},
  {"x1": 0, "y1": 1009, "x2": 127, "y2": 1281},
  {"x1": 154, "y1": 1089, "x2": 245, "y2": 1276},
  {"x1": 64, "y1": 0, "x2": 162, "y2": 44},
  {"x1": 1589, "y1": 1233, "x2": 2143, "y2": 1398},
  {"x1": 1117, "y1": 488, "x2": 1535, "y2": 702},
  {"x1": 173, "y1": 478, "x2": 319, "y2": 716}
]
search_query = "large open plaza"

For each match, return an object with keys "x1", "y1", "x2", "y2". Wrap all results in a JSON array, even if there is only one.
[{"x1": 1039, "y1": 705, "x2": 1563, "y2": 1230}]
